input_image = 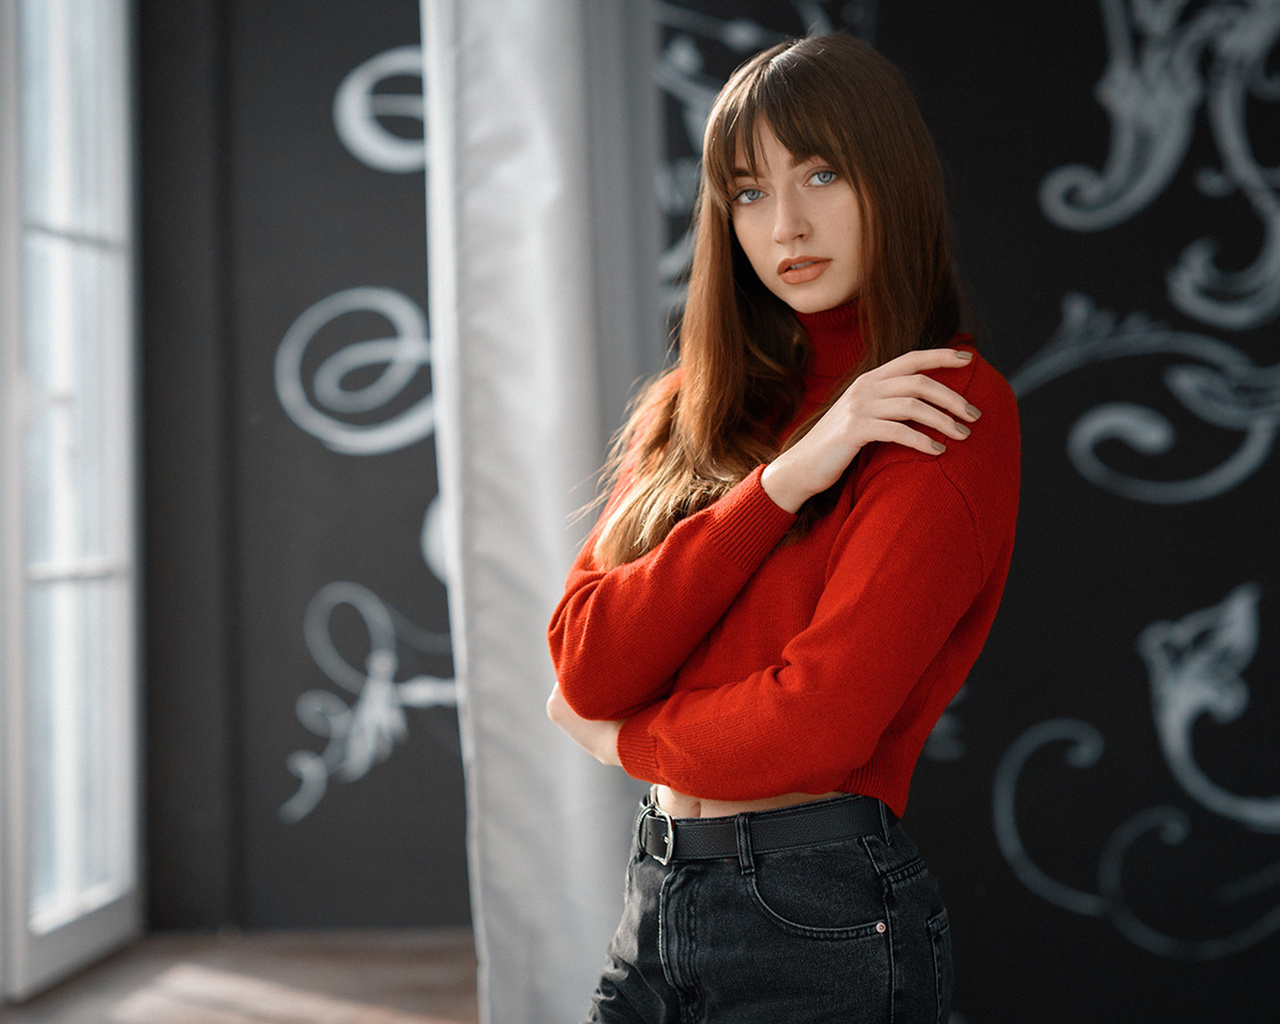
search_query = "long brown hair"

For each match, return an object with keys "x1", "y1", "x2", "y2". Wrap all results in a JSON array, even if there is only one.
[{"x1": 593, "y1": 33, "x2": 964, "y2": 568}]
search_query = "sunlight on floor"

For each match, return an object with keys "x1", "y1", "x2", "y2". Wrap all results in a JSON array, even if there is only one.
[
  {"x1": 109, "y1": 963, "x2": 462, "y2": 1024},
  {"x1": 1, "y1": 930, "x2": 478, "y2": 1024}
]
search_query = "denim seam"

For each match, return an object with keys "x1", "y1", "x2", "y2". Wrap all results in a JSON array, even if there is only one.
[
  {"x1": 883, "y1": 857, "x2": 928, "y2": 887},
  {"x1": 928, "y1": 908, "x2": 952, "y2": 1024}
]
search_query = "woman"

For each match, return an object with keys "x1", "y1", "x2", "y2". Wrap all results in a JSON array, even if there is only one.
[{"x1": 547, "y1": 33, "x2": 1019, "y2": 1023}]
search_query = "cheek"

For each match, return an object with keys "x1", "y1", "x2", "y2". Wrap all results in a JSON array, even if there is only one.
[{"x1": 733, "y1": 217, "x2": 771, "y2": 272}]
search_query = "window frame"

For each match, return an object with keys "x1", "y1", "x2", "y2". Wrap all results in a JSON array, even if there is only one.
[{"x1": 0, "y1": 0, "x2": 142, "y2": 1002}]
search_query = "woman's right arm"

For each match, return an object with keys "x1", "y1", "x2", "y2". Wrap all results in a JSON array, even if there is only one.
[
  {"x1": 548, "y1": 464, "x2": 797, "y2": 720},
  {"x1": 763, "y1": 347, "x2": 980, "y2": 512},
  {"x1": 550, "y1": 346, "x2": 979, "y2": 721}
]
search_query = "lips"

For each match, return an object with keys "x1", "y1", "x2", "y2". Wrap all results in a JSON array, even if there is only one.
[{"x1": 777, "y1": 256, "x2": 831, "y2": 285}]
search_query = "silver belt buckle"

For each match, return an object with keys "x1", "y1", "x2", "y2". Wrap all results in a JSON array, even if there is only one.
[{"x1": 643, "y1": 799, "x2": 676, "y2": 865}]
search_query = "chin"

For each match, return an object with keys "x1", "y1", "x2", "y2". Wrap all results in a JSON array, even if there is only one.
[{"x1": 782, "y1": 291, "x2": 854, "y2": 315}]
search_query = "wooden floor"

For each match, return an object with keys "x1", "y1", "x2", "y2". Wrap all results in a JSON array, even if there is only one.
[{"x1": 0, "y1": 930, "x2": 479, "y2": 1024}]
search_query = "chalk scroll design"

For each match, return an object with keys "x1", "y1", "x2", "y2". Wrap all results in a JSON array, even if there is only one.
[
  {"x1": 1039, "y1": 0, "x2": 1280, "y2": 330},
  {"x1": 279, "y1": 582, "x2": 457, "y2": 824},
  {"x1": 274, "y1": 286, "x2": 434, "y2": 456},
  {"x1": 273, "y1": 285, "x2": 452, "y2": 820},
  {"x1": 333, "y1": 45, "x2": 426, "y2": 174},
  {"x1": 273, "y1": 44, "x2": 450, "y2": 825},
  {"x1": 1009, "y1": 292, "x2": 1280, "y2": 502},
  {"x1": 420, "y1": 491, "x2": 449, "y2": 587},
  {"x1": 994, "y1": 584, "x2": 1280, "y2": 959},
  {"x1": 1139, "y1": 582, "x2": 1280, "y2": 832},
  {"x1": 654, "y1": 1, "x2": 877, "y2": 311}
]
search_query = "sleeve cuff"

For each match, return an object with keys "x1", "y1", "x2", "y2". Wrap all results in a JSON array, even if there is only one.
[
  {"x1": 705, "y1": 465, "x2": 798, "y2": 572},
  {"x1": 617, "y1": 707, "x2": 662, "y2": 784}
]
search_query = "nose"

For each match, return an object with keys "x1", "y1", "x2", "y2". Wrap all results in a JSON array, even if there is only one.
[{"x1": 772, "y1": 189, "x2": 810, "y2": 244}]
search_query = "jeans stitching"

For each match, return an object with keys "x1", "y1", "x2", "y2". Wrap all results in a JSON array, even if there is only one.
[{"x1": 927, "y1": 908, "x2": 953, "y2": 1024}]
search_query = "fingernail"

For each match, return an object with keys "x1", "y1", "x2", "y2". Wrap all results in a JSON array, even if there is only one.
[
  {"x1": 966, "y1": 404, "x2": 981, "y2": 419},
  {"x1": 956, "y1": 423, "x2": 971, "y2": 437},
  {"x1": 932, "y1": 440, "x2": 947, "y2": 453},
  {"x1": 955, "y1": 350, "x2": 973, "y2": 361}
]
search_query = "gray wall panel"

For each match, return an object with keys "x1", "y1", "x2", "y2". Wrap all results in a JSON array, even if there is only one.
[{"x1": 140, "y1": 0, "x2": 468, "y2": 929}]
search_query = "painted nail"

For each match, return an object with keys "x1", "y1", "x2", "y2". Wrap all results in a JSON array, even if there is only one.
[
  {"x1": 956, "y1": 423, "x2": 971, "y2": 437},
  {"x1": 932, "y1": 440, "x2": 947, "y2": 453},
  {"x1": 955, "y1": 350, "x2": 973, "y2": 361},
  {"x1": 966, "y1": 404, "x2": 981, "y2": 419}
]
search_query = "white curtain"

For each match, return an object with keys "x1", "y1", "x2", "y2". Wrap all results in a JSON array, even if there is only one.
[{"x1": 423, "y1": 2, "x2": 661, "y2": 1021}]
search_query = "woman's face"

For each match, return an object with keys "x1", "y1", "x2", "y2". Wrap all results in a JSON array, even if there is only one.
[{"x1": 729, "y1": 124, "x2": 863, "y2": 315}]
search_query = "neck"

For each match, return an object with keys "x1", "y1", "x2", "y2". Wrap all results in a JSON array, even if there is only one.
[{"x1": 795, "y1": 300, "x2": 862, "y2": 383}]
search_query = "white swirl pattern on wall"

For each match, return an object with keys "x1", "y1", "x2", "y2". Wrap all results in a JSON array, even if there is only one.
[
  {"x1": 274, "y1": 280, "x2": 453, "y2": 822},
  {"x1": 274, "y1": 285, "x2": 434, "y2": 456},
  {"x1": 1010, "y1": 292, "x2": 1280, "y2": 503},
  {"x1": 1039, "y1": 0, "x2": 1280, "y2": 330},
  {"x1": 333, "y1": 45, "x2": 426, "y2": 174},
  {"x1": 1000, "y1": 0, "x2": 1280, "y2": 968},
  {"x1": 279, "y1": 582, "x2": 455, "y2": 824},
  {"x1": 1138, "y1": 582, "x2": 1280, "y2": 832},
  {"x1": 276, "y1": 45, "x2": 454, "y2": 824},
  {"x1": 993, "y1": 585, "x2": 1280, "y2": 959}
]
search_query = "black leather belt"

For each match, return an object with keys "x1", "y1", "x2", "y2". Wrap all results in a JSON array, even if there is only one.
[{"x1": 637, "y1": 793, "x2": 888, "y2": 866}]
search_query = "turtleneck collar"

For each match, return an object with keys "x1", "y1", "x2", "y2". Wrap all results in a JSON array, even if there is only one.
[{"x1": 794, "y1": 300, "x2": 863, "y2": 386}]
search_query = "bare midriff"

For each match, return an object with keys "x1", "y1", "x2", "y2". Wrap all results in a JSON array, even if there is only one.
[{"x1": 655, "y1": 784, "x2": 846, "y2": 819}]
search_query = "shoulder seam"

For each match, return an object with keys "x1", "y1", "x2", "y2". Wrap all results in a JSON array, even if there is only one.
[{"x1": 935, "y1": 457, "x2": 988, "y2": 582}]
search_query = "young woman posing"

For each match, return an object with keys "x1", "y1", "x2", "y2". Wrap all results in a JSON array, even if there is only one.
[{"x1": 546, "y1": 33, "x2": 1019, "y2": 1023}]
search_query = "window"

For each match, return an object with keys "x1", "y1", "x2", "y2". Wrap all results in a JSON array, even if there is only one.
[{"x1": 1, "y1": 0, "x2": 140, "y2": 1001}]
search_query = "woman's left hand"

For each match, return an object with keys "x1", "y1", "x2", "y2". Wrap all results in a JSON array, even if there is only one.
[{"x1": 546, "y1": 685, "x2": 624, "y2": 766}]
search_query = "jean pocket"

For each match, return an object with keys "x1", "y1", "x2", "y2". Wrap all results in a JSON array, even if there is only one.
[
  {"x1": 747, "y1": 841, "x2": 890, "y2": 940},
  {"x1": 927, "y1": 908, "x2": 953, "y2": 1024}
]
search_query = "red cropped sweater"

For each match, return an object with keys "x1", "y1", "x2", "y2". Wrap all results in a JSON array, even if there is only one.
[{"x1": 548, "y1": 303, "x2": 1020, "y2": 817}]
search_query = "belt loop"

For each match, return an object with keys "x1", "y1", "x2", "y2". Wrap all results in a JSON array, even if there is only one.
[
  {"x1": 734, "y1": 813, "x2": 755, "y2": 876},
  {"x1": 635, "y1": 791, "x2": 653, "y2": 853},
  {"x1": 878, "y1": 800, "x2": 892, "y2": 844}
]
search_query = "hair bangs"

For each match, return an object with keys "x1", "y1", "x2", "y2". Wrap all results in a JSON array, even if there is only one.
[
  {"x1": 703, "y1": 42, "x2": 856, "y2": 209},
  {"x1": 702, "y1": 82, "x2": 766, "y2": 209},
  {"x1": 753, "y1": 67, "x2": 847, "y2": 172}
]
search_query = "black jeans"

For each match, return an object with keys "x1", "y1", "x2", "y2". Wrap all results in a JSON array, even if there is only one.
[{"x1": 586, "y1": 796, "x2": 952, "y2": 1023}]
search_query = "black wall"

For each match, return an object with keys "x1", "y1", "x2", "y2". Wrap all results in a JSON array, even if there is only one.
[
  {"x1": 877, "y1": 5, "x2": 1278, "y2": 1020},
  {"x1": 140, "y1": 0, "x2": 468, "y2": 929},
  {"x1": 885, "y1": 4, "x2": 1278, "y2": 1022}
]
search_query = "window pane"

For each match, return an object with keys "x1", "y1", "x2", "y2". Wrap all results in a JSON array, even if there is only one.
[
  {"x1": 19, "y1": 0, "x2": 129, "y2": 241},
  {"x1": 22, "y1": 233, "x2": 129, "y2": 567},
  {"x1": 25, "y1": 576, "x2": 135, "y2": 935}
]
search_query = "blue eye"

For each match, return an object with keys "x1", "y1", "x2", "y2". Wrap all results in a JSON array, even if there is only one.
[
  {"x1": 734, "y1": 188, "x2": 765, "y2": 205},
  {"x1": 810, "y1": 169, "x2": 837, "y2": 185}
]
